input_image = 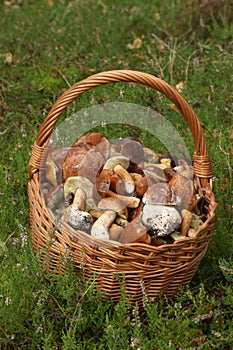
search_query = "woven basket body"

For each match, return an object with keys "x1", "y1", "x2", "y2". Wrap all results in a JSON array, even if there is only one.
[{"x1": 28, "y1": 70, "x2": 217, "y2": 305}]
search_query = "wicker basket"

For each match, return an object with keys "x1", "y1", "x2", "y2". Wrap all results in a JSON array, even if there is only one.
[{"x1": 28, "y1": 70, "x2": 217, "y2": 305}]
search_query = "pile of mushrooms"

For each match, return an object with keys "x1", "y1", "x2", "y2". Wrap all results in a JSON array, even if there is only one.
[{"x1": 42, "y1": 132, "x2": 204, "y2": 246}]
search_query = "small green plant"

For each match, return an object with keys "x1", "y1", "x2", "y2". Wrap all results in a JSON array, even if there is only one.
[{"x1": 207, "y1": 6, "x2": 233, "y2": 41}]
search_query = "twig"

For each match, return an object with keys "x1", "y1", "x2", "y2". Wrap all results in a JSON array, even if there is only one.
[{"x1": 55, "y1": 69, "x2": 72, "y2": 88}]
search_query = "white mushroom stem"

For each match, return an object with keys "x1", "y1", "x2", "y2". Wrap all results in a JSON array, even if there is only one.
[
  {"x1": 113, "y1": 164, "x2": 135, "y2": 194},
  {"x1": 63, "y1": 176, "x2": 94, "y2": 203},
  {"x1": 180, "y1": 209, "x2": 192, "y2": 236},
  {"x1": 65, "y1": 188, "x2": 93, "y2": 232},
  {"x1": 108, "y1": 190, "x2": 140, "y2": 208},
  {"x1": 72, "y1": 188, "x2": 86, "y2": 211},
  {"x1": 91, "y1": 210, "x2": 117, "y2": 240}
]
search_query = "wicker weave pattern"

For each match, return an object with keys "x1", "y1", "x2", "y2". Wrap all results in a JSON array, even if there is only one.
[{"x1": 28, "y1": 70, "x2": 217, "y2": 305}]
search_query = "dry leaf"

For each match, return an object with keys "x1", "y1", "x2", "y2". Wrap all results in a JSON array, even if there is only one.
[
  {"x1": 4, "y1": 52, "x2": 13, "y2": 65},
  {"x1": 176, "y1": 81, "x2": 185, "y2": 93},
  {"x1": 154, "y1": 12, "x2": 161, "y2": 20},
  {"x1": 168, "y1": 103, "x2": 180, "y2": 113},
  {"x1": 127, "y1": 38, "x2": 142, "y2": 50}
]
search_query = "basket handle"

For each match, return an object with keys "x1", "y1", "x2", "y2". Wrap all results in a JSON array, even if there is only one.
[{"x1": 29, "y1": 70, "x2": 213, "y2": 187}]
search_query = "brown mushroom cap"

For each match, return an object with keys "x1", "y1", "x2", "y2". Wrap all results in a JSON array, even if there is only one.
[
  {"x1": 51, "y1": 147, "x2": 71, "y2": 168},
  {"x1": 121, "y1": 140, "x2": 144, "y2": 164},
  {"x1": 143, "y1": 164, "x2": 166, "y2": 183},
  {"x1": 163, "y1": 167, "x2": 177, "y2": 182},
  {"x1": 62, "y1": 148, "x2": 87, "y2": 180},
  {"x1": 74, "y1": 133, "x2": 109, "y2": 155},
  {"x1": 169, "y1": 173, "x2": 194, "y2": 210},
  {"x1": 120, "y1": 218, "x2": 151, "y2": 244},
  {"x1": 62, "y1": 133, "x2": 110, "y2": 181},
  {"x1": 118, "y1": 136, "x2": 140, "y2": 146},
  {"x1": 135, "y1": 175, "x2": 155, "y2": 198},
  {"x1": 77, "y1": 149, "x2": 106, "y2": 183},
  {"x1": 142, "y1": 183, "x2": 176, "y2": 205}
]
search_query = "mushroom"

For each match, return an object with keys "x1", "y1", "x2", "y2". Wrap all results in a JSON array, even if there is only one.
[
  {"x1": 173, "y1": 159, "x2": 194, "y2": 179},
  {"x1": 128, "y1": 162, "x2": 144, "y2": 174},
  {"x1": 180, "y1": 209, "x2": 193, "y2": 236},
  {"x1": 141, "y1": 204, "x2": 182, "y2": 236},
  {"x1": 130, "y1": 173, "x2": 143, "y2": 185},
  {"x1": 190, "y1": 213, "x2": 203, "y2": 231},
  {"x1": 142, "y1": 183, "x2": 176, "y2": 206},
  {"x1": 158, "y1": 153, "x2": 178, "y2": 167},
  {"x1": 103, "y1": 156, "x2": 135, "y2": 194},
  {"x1": 160, "y1": 158, "x2": 171, "y2": 168},
  {"x1": 45, "y1": 184, "x2": 64, "y2": 210},
  {"x1": 143, "y1": 164, "x2": 166, "y2": 183},
  {"x1": 51, "y1": 147, "x2": 71, "y2": 168},
  {"x1": 170, "y1": 232, "x2": 187, "y2": 242},
  {"x1": 109, "y1": 223, "x2": 123, "y2": 241},
  {"x1": 62, "y1": 148, "x2": 87, "y2": 180},
  {"x1": 135, "y1": 176, "x2": 155, "y2": 198},
  {"x1": 95, "y1": 168, "x2": 125, "y2": 201},
  {"x1": 93, "y1": 169, "x2": 111, "y2": 201},
  {"x1": 45, "y1": 153, "x2": 59, "y2": 187},
  {"x1": 187, "y1": 228, "x2": 198, "y2": 238},
  {"x1": 108, "y1": 190, "x2": 140, "y2": 208},
  {"x1": 98, "y1": 197, "x2": 128, "y2": 219},
  {"x1": 163, "y1": 167, "x2": 177, "y2": 182},
  {"x1": 120, "y1": 218, "x2": 151, "y2": 244},
  {"x1": 74, "y1": 132, "x2": 110, "y2": 159},
  {"x1": 88, "y1": 208, "x2": 104, "y2": 218},
  {"x1": 77, "y1": 148, "x2": 106, "y2": 183},
  {"x1": 121, "y1": 139, "x2": 144, "y2": 164},
  {"x1": 62, "y1": 133, "x2": 110, "y2": 181},
  {"x1": 91, "y1": 210, "x2": 117, "y2": 240},
  {"x1": 115, "y1": 216, "x2": 128, "y2": 227},
  {"x1": 169, "y1": 173, "x2": 194, "y2": 210},
  {"x1": 128, "y1": 204, "x2": 143, "y2": 222},
  {"x1": 63, "y1": 176, "x2": 94, "y2": 204},
  {"x1": 65, "y1": 188, "x2": 93, "y2": 232},
  {"x1": 150, "y1": 236, "x2": 168, "y2": 246},
  {"x1": 118, "y1": 136, "x2": 139, "y2": 146},
  {"x1": 143, "y1": 147, "x2": 160, "y2": 164}
]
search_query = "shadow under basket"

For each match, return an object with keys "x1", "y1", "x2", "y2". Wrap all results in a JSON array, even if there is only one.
[{"x1": 28, "y1": 70, "x2": 217, "y2": 306}]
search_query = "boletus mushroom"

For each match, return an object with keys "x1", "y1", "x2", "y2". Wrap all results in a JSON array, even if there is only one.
[
  {"x1": 103, "y1": 156, "x2": 135, "y2": 194},
  {"x1": 141, "y1": 204, "x2": 182, "y2": 236}
]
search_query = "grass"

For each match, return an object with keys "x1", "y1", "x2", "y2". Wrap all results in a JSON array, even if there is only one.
[{"x1": 0, "y1": 0, "x2": 233, "y2": 348}]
